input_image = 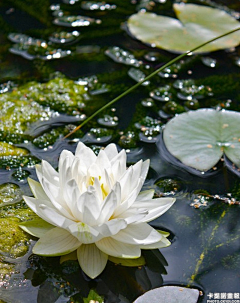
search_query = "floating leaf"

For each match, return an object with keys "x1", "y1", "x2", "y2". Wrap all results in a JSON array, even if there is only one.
[
  {"x1": 127, "y1": 3, "x2": 240, "y2": 53},
  {"x1": 133, "y1": 286, "x2": 199, "y2": 303},
  {"x1": 163, "y1": 109, "x2": 240, "y2": 171}
]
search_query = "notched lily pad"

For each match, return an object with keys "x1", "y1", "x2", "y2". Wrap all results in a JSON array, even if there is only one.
[
  {"x1": 133, "y1": 286, "x2": 199, "y2": 303},
  {"x1": 163, "y1": 109, "x2": 240, "y2": 172},
  {"x1": 127, "y1": 3, "x2": 240, "y2": 53}
]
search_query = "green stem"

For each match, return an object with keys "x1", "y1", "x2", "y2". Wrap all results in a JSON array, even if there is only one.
[{"x1": 65, "y1": 27, "x2": 240, "y2": 139}]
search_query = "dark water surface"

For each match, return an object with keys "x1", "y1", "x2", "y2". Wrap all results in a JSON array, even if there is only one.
[{"x1": 0, "y1": 0, "x2": 240, "y2": 302}]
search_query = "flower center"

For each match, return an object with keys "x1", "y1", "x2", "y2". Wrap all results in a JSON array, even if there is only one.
[{"x1": 88, "y1": 176, "x2": 109, "y2": 200}]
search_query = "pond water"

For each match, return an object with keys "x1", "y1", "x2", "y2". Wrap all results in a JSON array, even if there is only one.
[{"x1": 0, "y1": 0, "x2": 240, "y2": 302}]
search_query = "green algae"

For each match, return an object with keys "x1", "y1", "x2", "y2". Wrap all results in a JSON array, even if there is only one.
[
  {"x1": 32, "y1": 124, "x2": 84, "y2": 149},
  {"x1": 0, "y1": 217, "x2": 31, "y2": 257},
  {"x1": 0, "y1": 143, "x2": 40, "y2": 169},
  {"x1": 0, "y1": 77, "x2": 86, "y2": 134},
  {"x1": 0, "y1": 142, "x2": 29, "y2": 157},
  {"x1": 0, "y1": 183, "x2": 23, "y2": 207},
  {"x1": 0, "y1": 77, "x2": 89, "y2": 144}
]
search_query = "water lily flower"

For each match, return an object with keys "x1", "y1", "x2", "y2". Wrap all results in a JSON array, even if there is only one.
[{"x1": 21, "y1": 142, "x2": 175, "y2": 279}]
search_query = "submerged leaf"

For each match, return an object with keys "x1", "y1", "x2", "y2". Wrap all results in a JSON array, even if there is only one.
[
  {"x1": 127, "y1": 3, "x2": 240, "y2": 53},
  {"x1": 163, "y1": 109, "x2": 240, "y2": 172}
]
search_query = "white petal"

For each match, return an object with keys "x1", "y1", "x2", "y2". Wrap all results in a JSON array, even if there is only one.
[
  {"x1": 113, "y1": 178, "x2": 144, "y2": 217},
  {"x1": 28, "y1": 178, "x2": 49, "y2": 201},
  {"x1": 59, "y1": 156, "x2": 74, "y2": 190},
  {"x1": 67, "y1": 222, "x2": 102, "y2": 244},
  {"x1": 33, "y1": 227, "x2": 81, "y2": 256},
  {"x1": 19, "y1": 218, "x2": 54, "y2": 238},
  {"x1": 111, "y1": 223, "x2": 162, "y2": 245},
  {"x1": 36, "y1": 161, "x2": 59, "y2": 187},
  {"x1": 96, "y1": 149, "x2": 111, "y2": 170},
  {"x1": 96, "y1": 218, "x2": 127, "y2": 237},
  {"x1": 140, "y1": 236, "x2": 171, "y2": 249},
  {"x1": 104, "y1": 143, "x2": 119, "y2": 161},
  {"x1": 75, "y1": 142, "x2": 97, "y2": 168},
  {"x1": 37, "y1": 203, "x2": 75, "y2": 229},
  {"x1": 119, "y1": 159, "x2": 149, "y2": 202},
  {"x1": 131, "y1": 197, "x2": 176, "y2": 223},
  {"x1": 23, "y1": 195, "x2": 53, "y2": 214},
  {"x1": 136, "y1": 189, "x2": 154, "y2": 201},
  {"x1": 58, "y1": 150, "x2": 74, "y2": 175},
  {"x1": 87, "y1": 163, "x2": 102, "y2": 180},
  {"x1": 110, "y1": 152, "x2": 126, "y2": 182},
  {"x1": 96, "y1": 237, "x2": 141, "y2": 258},
  {"x1": 71, "y1": 157, "x2": 87, "y2": 184},
  {"x1": 81, "y1": 189, "x2": 102, "y2": 226},
  {"x1": 77, "y1": 244, "x2": 108, "y2": 279},
  {"x1": 99, "y1": 189, "x2": 118, "y2": 223},
  {"x1": 41, "y1": 178, "x2": 75, "y2": 220}
]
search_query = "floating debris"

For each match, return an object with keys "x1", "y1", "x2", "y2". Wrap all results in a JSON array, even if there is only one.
[
  {"x1": 98, "y1": 115, "x2": 118, "y2": 127},
  {"x1": 75, "y1": 75, "x2": 98, "y2": 86},
  {"x1": 235, "y1": 57, "x2": 240, "y2": 67},
  {"x1": 128, "y1": 68, "x2": 150, "y2": 85},
  {"x1": 139, "y1": 128, "x2": 161, "y2": 143},
  {"x1": 49, "y1": 4, "x2": 61, "y2": 11},
  {"x1": 52, "y1": 9, "x2": 64, "y2": 17},
  {"x1": 0, "y1": 183, "x2": 23, "y2": 206},
  {"x1": 135, "y1": 116, "x2": 162, "y2": 143},
  {"x1": 162, "y1": 101, "x2": 185, "y2": 115},
  {"x1": 177, "y1": 84, "x2": 211, "y2": 100},
  {"x1": 158, "y1": 63, "x2": 181, "y2": 78},
  {"x1": 201, "y1": 57, "x2": 217, "y2": 68},
  {"x1": 81, "y1": 1, "x2": 117, "y2": 11},
  {"x1": 76, "y1": 45, "x2": 100, "y2": 54},
  {"x1": 184, "y1": 99, "x2": 199, "y2": 110},
  {"x1": 12, "y1": 168, "x2": 30, "y2": 182},
  {"x1": 155, "y1": 178, "x2": 183, "y2": 196},
  {"x1": 49, "y1": 30, "x2": 80, "y2": 44},
  {"x1": 118, "y1": 131, "x2": 137, "y2": 149},
  {"x1": 173, "y1": 79, "x2": 195, "y2": 90},
  {"x1": 150, "y1": 85, "x2": 172, "y2": 102},
  {"x1": 135, "y1": 116, "x2": 162, "y2": 130},
  {"x1": 105, "y1": 46, "x2": 141, "y2": 67},
  {"x1": 136, "y1": 0, "x2": 156, "y2": 11},
  {"x1": 144, "y1": 51, "x2": 160, "y2": 62},
  {"x1": 8, "y1": 33, "x2": 45, "y2": 45},
  {"x1": 141, "y1": 98, "x2": 154, "y2": 107},
  {"x1": 53, "y1": 15, "x2": 99, "y2": 27},
  {"x1": 76, "y1": 75, "x2": 109, "y2": 95},
  {"x1": 0, "y1": 81, "x2": 16, "y2": 94},
  {"x1": 89, "y1": 83, "x2": 109, "y2": 95},
  {"x1": 9, "y1": 44, "x2": 71, "y2": 60},
  {"x1": 82, "y1": 128, "x2": 113, "y2": 143},
  {"x1": 190, "y1": 193, "x2": 209, "y2": 208},
  {"x1": 62, "y1": 0, "x2": 79, "y2": 4}
]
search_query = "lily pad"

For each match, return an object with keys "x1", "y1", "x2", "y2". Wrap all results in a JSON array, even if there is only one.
[
  {"x1": 163, "y1": 109, "x2": 240, "y2": 171},
  {"x1": 133, "y1": 286, "x2": 199, "y2": 303},
  {"x1": 127, "y1": 3, "x2": 240, "y2": 53}
]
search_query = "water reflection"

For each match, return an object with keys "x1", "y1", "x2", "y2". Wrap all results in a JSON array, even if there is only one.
[{"x1": 0, "y1": 249, "x2": 168, "y2": 303}]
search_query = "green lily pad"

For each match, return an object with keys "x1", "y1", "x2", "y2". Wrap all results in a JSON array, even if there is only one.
[
  {"x1": 163, "y1": 109, "x2": 240, "y2": 171},
  {"x1": 133, "y1": 286, "x2": 199, "y2": 303},
  {"x1": 127, "y1": 3, "x2": 240, "y2": 53}
]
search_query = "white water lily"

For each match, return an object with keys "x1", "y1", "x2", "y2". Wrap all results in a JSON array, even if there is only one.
[{"x1": 21, "y1": 142, "x2": 175, "y2": 279}]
